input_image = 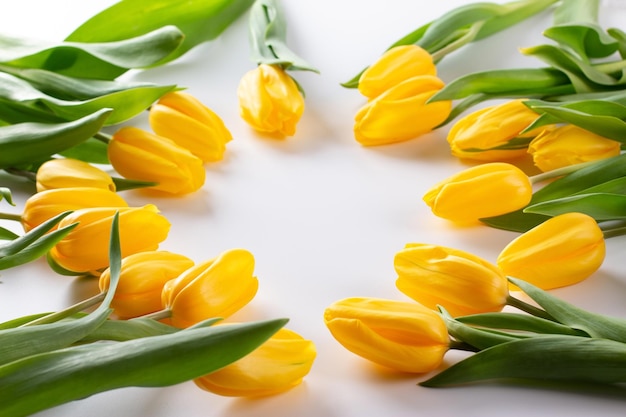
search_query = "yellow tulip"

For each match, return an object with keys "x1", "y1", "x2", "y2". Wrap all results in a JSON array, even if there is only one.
[
  {"x1": 99, "y1": 251, "x2": 194, "y2": 319},
  {"x1": 21, "y1": 187, "x2": 128, "y2": 232},
  {"x1": 394, "y1": 243, "x2": 508, "y2": 317},
  {"x1": 447, "y1": 99, "x2": 544, "y2": 161},
  {"x1": 161, "y1": 248, "x2": 259, "y2": 328},
  {"x1": 358, "y1": 45, "x2": 436, "y2": 99},
  {"x1": 149, "y1": 91, "x2": 232, "y2": 162},
  {"x1": 423, "y1": 162, "x2": 532, "y2": 223},
  {"x1": 497, "y1": 212, "x2": 606, "y2": 289},
  {"x1": 36, "y1": 158, "x2": 115, "y2": 192},
  {"x1": 237, "y1": 64, "x2": 304, "y2": 136},
  {"x1": 353, "y1": 75, "x2": 452, "y2": 146},
  {"x1": 324, "y1": 297, "x2": 449, "y2": 373},
  {"x1": 49, "y1": 205, "x2": 170, "y2": 274},
  {"x1": 528, "y1": 124, "x2": 621, "y2": 172},
  {"x1": 108, "y1": 127, "x2": 205, "y2": 196},
  {"x1": 195, "y1": 327, "x2": 316, "y2": 397}
]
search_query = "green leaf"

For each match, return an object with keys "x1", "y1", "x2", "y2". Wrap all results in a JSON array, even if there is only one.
[
  {"x1": 429, "y1": 67, "x2": 573, "y2": 102},
  {"x1": 66, "y1": 0, "x2": 255, "y2": 66},
  {"x1": 0, "y1": 227, "x2": 18, "y2": 241},
  {"x1": 248, "y1": 0, "x2": 318, "y2": 72},
  {"x1": 524, "y1": 193, "x2": 626, "y2": 221},
  {"x1": 420, "y1": 335, "x2": 626, "y2": 387},
  {"x1": 510, "y1": 277, "x2": 626, "y2": 343},
  {"x1": 457, "y1": 312, "x2": 589, "y2": 337},
  {"x1": 0, "y1": 318, "x2": 287, "y2": 416},
  {"x1": 525, "y1": 99, "x2": 626, "y2": 142},
  {"x1": 608, "y1": 27, "x2": 626, "y2": 59},
  {"x1": 111, "y1": 177, "x2": 158, "y2": 192},
  {"x1": 0, "y1": 71, "x2": 176, "y2": 125},
  {"x1": 0, "y1": 26, "x2": 184, "y2": 80},
  {"x1": 0, "y1": 211, "x2": 70, "y2": 258},
  {"x1": 0, "y1": 107, "x2": 112, "y2": 169},
  {"x1": 440, "y1": 308, "x2": 522, "y2": 350},
  {"x1": 59, "y1": 137, "x2": 109, "y2": 164},
  {"x1": 0, "y1": 187, "x2": 14, "y2": 206}
]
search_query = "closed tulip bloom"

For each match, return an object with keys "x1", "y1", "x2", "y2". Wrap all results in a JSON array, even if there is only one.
[
  {"x1": 395, "y1": 243, "x2": 508, "y2": 317},
  {"x1": 354, "y1": 75, "x2": 452, "y2": 146},
  {"x1": 21, "y1": 187, "x2": 128, "y2": 232},
  {"x1": 36, "y1": 158, "x2": 116, "y2": 192},
  {"x1": 195, "y1": 327, "x2": 316, "y2": 396},
  {"x1": 237, "y1": 64, "x2": 304, "y2": 136},
  {"x1": 108, "y1": 126, "x2": 205, "y2": 195},
  {"x1": 149, "y1": 91, "x2": 232, "y2": 162},
  {"x1": 324, "y1": 297, "x2": 449, "y2": 373},
  {"x1": 161, "y1": 248, "x2": 259, "y2": 328},
  {"x1": 358, "y1": 45, "x2": 437, "y2": 99},
  {"x1": 99, "y1": 251, "x2": 194, "y2": 319},
  {"x1": 447, "y1": 99, "x2": 543, "y2": 161},
  {"x1": 423, "y1": 162, "x2": 532, "y2": 223},
  {"x1": 528, "y1": 124, "x2": 621, "y2": 172},
  {"x1": 49, "y1": 205, "x2": 170, "y2": 274},
  {"x1": 497, "y1": 212, "x2": 606, "y2": 289}
]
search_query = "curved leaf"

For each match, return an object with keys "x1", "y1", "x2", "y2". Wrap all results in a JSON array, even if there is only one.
[
  {"x1": 525, "y1": 192, "x2": 626, "y2": 221},
  {"x1": 545, "y1": 23, "x2": 619, "y2": 59},
  {"x1": 66, "y1": 0, "x2": 255, "y2": 66},
  {"x1": 0, "y1": 26, "x2": 184, "y2": 80}
]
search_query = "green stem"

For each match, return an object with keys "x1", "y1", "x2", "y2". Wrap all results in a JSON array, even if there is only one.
[
  {"x1": 0, "y1": 212, "x2": 21, "y2": 222},
  {"x1": 594, "y1": 59, "x2": 626, "y2": 75},
  {"x1": 600, "y1": 222, "x2": 626, "y2": 239},
  {"x1": 506, "y1": 294, "x2": 554, "y2": 321},
  {"x1": 529, "y1": 159, "x2": 599, "y2": 184},
  {"x1": 4, "y1": 168, "x2": 36, "y2": 182},
  {"x1": 135, "y1": 308, "x2": 172, "y2": 322},
  {"x1": 94, "y1": 132, "x2": 112, "y2": 144},
  {"x1": 448, "y1": 339, "x2": 480, "y2": 352},
  {"x1": 21, "y1": 292, "x2": 106, "y2": 327}
]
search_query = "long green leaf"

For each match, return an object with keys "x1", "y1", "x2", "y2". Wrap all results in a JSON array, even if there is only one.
[
  {"x1": 0, "y1": 108, "x2": 111, "y2": 169},
  {"x1": 457, "y1": 312, "x2": 589, "y2": 336},
  {"x1": 66, "y1": 0, "x2": 255, "y2": 66},
  {"x1": 0, "y1": 211, "x2": 70, "y2": 257},
  {"x1": 524, "y1": 192, "x2": 626, "y2": 221},
  {"x1": 0, "y1": 26, "x2": 184, "y2": 80},
  {"x1": 421, "y1": 335, "x2": 626, "y2": 387},
  {"x1": 0, "y1": 318, "x2": 287, "y2": 417}
]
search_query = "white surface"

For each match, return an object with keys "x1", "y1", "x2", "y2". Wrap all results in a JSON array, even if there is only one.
[{"x1": 2, "y1": 1, "x2": 626, "y2": 416}]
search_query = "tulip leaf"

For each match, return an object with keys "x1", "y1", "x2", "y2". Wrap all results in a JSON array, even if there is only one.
[
  {"x1": 65, "y1": 0, "x2": 255, "y2": 66},
  {"x1": 509, "y1": 277, "x2": 626, "y2": 343},
  {"x1": 248, "y1": 0, "x2": 318, "y2": 73},
  {"x1": 609, "y1": 28, "x2": 626, "y2": 59},
  {"x1": 0, "y1": 187, "x2": 14, "y2": 206},
  {"x1": 0, "y1": 313, "x2": 50, "y2": 330},
  {"x1": 0, "y1": 108, "x2": 112, "y2": 169},
  {"x1": 0, "y1": 26, "x2": 184, "y2": 80},
  {"x1": 524, "y1": 193, "x2": 626, "y2": 221},
  {"x1": 0, "y1": 71, "x2": 176, "y2": 125},
  {"x1": 429, "y1": 67, "x2": 573, "y2": 102},
  {"x1": 59, "y1": 138, "x2": 109, "y2": 165},
  {"x1": 439, "y1": 308, "x2": 522, "y2": 351},
  {"x1": 0, "y1": 227, "x2": 18, "y2": 241},
  {"x1": 0, "y1": 318, "x2": 287, "y2": 417},
  {"x1": 457, "y1": 312, "x2": 589, "y2": 337},
  {"x1": 420, "y1": 335, "x2": 626, "y2": 387},
  {"x1": 111, "y1": 177, "x2": 158, "y2": 192},
  {"x1": 0, "y1": 214, "x2": 122, "y2": 365},
  {"x1": 524, "y1": 99, "x2": 626, "y2": 142},
  {"x1": 0, "y1": 211, "x2": 70, "y2": 258}
]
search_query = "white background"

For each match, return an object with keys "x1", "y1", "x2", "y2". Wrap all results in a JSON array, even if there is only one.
[{"x1": 1, "y1": 1, "x2": 626, "y2": 416}]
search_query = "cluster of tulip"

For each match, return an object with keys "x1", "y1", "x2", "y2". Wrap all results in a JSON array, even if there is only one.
[{"x1": 324, "y1": 211, "x2": 617, "y2": 383}]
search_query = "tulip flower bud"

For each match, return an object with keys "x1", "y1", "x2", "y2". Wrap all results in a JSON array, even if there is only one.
[
  {"x1": 108, "y1": 127, "x2": 205, "y2": 195},
  {"x1": 99, "y1": 251, "x2": 194, "y2": 319},
  {"x1": 237, "y1": 64, "x2": 304, "y2": 136},
  {"x1": 161, "y1": 248, "x2": 259, "y2": 328},
  {"x1": 497, "y1": 212, "x2": 606, "y2": 289},
  {"x1": 49, "y1": 205, "x2": 170, "y2": 274},
  {"x1": 324, "y1": 297, "x2": 449, "y2": 373},
  {"x1": 353, "y1": 75, "x2": 452, "y2": 146},
  {"x1": 528, "y1": 124, "x2": 621, "y2": 172},
  {"x1": 358, "y1": 45, "x2": 437, "y2": 99},
  {"x1": 36, "y1": 158, "x2": 116, "y2": 192},
  {"x1": 149, "y1": 91, "x2": 232, "y2": 162},
  {"x1": 395, "y1": 243, "x2": 508, "y2": 317},
  {"x1": 21, "y1": 187, "x2": 128, "y2": 232},
  {"x1": 195, "y1": 327, "x2": 316, "y2": 396},
  {"x1": 447, "y1": 99, "x2": 543, "y2": 161},
  {"x1": 423, "y1": 162, "x2": 532, "y2": 223}
]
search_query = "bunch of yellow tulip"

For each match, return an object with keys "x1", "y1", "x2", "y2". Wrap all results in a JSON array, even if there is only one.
[
  {"x1": 325, "y1": 212, "x2": 607, "y2": 376},
  {"x1": 93, "y1": 247, "x2": 316, "y2": 397}
]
